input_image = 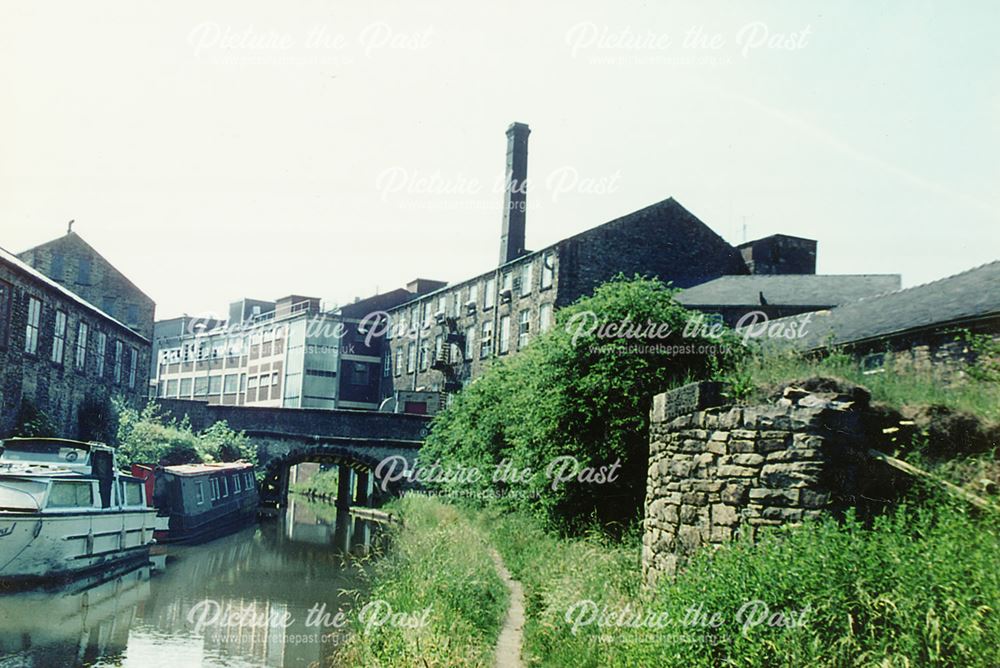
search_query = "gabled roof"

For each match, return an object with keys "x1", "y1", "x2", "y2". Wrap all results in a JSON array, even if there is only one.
[
  {"x1": 19, "y1": 231, "x2": 155, "y2": 304},
  {"x1": 0, "y1": 244, "x2": 149, "y2": 342},
  {"x1": 737, "y1": 233, "x2": 816, "y2": 248},
  {"x1": 677, "y1": 274, "x2": 901, "y2": 308},
  {"x1": 779, "y1": 261, "x2": 1000, "y2": 350}
]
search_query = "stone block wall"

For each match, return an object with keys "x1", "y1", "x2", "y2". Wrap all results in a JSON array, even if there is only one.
[
  {"x1": 0, "y1": 258, "x2": 150, "y2": 439},
  {"x1": 642, "y1": 380, "x2": 904, "y2": 586}
]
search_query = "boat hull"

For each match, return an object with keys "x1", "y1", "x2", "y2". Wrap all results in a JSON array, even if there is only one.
[
  {"x1": 157, "y1": 499, "x2": 258, "y2": 544},
  {"x1": 0, "y1": 509, "x2": 158, "y2": 585}
]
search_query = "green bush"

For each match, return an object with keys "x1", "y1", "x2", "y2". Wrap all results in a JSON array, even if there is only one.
[
  {"x1": 198, "y1": 419, "x2": 257, "y2": 465},
  {"x1": 419, "y1": 276, "x2": 746, "y2": 529},
  {"x1": 14, "y1": 399, "x2": 58, "y2": 437},
  {"x1": 114, "y1": 400, "x2": 255, "y2": 469}
]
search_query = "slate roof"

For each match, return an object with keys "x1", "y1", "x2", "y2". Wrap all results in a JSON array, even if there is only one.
[
  {"x1": 676, "y1": 274, "x2": 901, "y2": 307},
  {"x1": 777, "y1": 261, "x2": 1000, "y2": 350}
]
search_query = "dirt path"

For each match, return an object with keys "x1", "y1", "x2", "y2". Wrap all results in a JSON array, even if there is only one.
[{"x1": 490, "y1": 548, "x2": 525, "y2": 668}]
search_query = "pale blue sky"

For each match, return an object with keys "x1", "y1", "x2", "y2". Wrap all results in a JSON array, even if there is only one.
[{"x1": 2, "y1": 1, "x2": 997, "y2": 319}]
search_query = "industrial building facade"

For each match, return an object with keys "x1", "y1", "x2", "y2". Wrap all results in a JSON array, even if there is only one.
[
  {"x1": 151, "y1": 121, "x2": 877, "y2": 415},
  {"x1": 0, "y1": 245, "x2": 150, "y2": 438},
  {"x1": 151, "y1": 289, "x2": 424, "y2": 411}
]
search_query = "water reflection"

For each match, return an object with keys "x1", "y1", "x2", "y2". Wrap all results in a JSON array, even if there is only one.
[{"x1": 0, "y1": 498, "x2": 384, "y2": 668}]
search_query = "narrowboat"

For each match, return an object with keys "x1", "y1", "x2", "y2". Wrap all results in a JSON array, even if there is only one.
[
  {"x1": 0, "y1": 438, "x2": 159, "y2": 584},
  {"x1": 131, "y1": 461, "x2": 258, "y2": 543}
]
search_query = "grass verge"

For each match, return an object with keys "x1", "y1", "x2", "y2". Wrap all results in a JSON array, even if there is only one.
[
  {"x1": 333, "y1": 494, "x2": 508, "y2": 667},
  {"x1": 330, "y1": 493, "x2": 999, "y2": 666},
  {"x1": 486, "y1": 496, "x2": 1000, "y2": 667}
]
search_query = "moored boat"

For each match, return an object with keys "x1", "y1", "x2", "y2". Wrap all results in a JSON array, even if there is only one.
[
  {"x1": 131, "y1": 461, "x2": 258, "y2": 543},
  {"x1": 0, "y1": 438, "x2": 159, "y2": 585}
]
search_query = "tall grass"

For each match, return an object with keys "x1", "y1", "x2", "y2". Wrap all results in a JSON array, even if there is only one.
[
  {"x1": 487, "y1": 495, "x2": 1000, "y2": 667},
  {"x1": 742, "y1": 349, "x2": 1000, "y2": 422},
  {"x1": 333, "y1": 495, "x2": 507, "y2": 667}
]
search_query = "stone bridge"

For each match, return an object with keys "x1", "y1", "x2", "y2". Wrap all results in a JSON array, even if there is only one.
[{"x1": 156, "y1": 400, "x2": 432, "y2": 508}]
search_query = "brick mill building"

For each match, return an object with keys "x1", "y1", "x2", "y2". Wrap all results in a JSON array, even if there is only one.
[
  {"x1": 0, "y1": 244, "x2": 151, "y2": 439},
  {"x1": 18, "y1": 225, "x2": 156, "y2": 339},
  {"x1": 149, "y1": 121, "x2": 900, "y2": 415},
  {"x1": 377, "y1": 123, "x2": 843, "y2": 409}
]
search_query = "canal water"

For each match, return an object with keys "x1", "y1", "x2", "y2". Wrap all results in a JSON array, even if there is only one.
[{"x1": 0, "y1": 497, "x2": 384, "y2": 668}]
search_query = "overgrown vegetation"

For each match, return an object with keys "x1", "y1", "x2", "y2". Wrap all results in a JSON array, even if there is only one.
[
  {"x1": 419, "y1": 276, "x2": 746, "y2": 529},
  {"x1": 367, "y1": 495, "x2": 999, "y2": 668},
  {"x1": 114, "y1": 399, "x2": 256, "y2": 469},
  {"x1": 336, "y1": 277, "x2": 1000, "y2": 665},
  {"x1": 334, "y1": 495, "x2": 508, "y2": 667},
  {"x1": 495, "y1": 499, "x2": 1000, "y2": 667},
  {"x1": 13, "y1": 399, "x2": 58, "y2": 437},
  {"x1": 742, "y1": 347, "x2": 1000, "y2": 423}
]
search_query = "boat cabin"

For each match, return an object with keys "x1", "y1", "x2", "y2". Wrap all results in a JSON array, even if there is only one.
[
  {"x1": 0, "y1": 438, "x2": 147, "y2": 514},
  {"x1": 130, "y1": 461, "x2": 258, "y2": 542}
]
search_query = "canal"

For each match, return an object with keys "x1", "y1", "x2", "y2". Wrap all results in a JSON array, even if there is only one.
[{"x1": 0, "y1": 497, "x2": 385, "y2": 668}]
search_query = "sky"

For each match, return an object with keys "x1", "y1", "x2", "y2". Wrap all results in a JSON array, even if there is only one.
[{"x1": 1, "y1": 1, "x2": 997, "y2": 320}]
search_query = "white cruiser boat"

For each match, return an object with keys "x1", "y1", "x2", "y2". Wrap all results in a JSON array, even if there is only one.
[{"x1": 0, "y1": 438, "x2": 160, "y2": 584}]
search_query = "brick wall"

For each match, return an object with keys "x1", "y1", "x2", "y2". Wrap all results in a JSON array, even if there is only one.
[
  {"x1": 18, "y1": 232, "x2": 155, "y2": 339},
  {"x1": 0, "y1": 259, "x2": 150, "y2": 439},
  {"x1": 642, "y1": 381, "x2": 906, "y2": 586}
]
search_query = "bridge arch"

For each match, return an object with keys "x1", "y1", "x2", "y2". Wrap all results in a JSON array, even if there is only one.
[
  {"x1": 250, "y1": 433, "x2": 421, "y2": 509},
  {"x1": 153, "y1": 400, "x2": 430, "y2": 509},
  {"x1": 260, "y1": 443, "x2": 411, "y2": 509}
]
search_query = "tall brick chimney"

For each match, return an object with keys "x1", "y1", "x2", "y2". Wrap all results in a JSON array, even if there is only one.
[{"x1": 499, "y1": 122, "x2": 530, "y2": 265}]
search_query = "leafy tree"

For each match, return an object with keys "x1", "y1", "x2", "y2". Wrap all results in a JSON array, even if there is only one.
[
  {"x1": 199, "y1": 420, "x2": 257, "y2": 466},
  {"x1": 113, "y1": 399, "x2": 255, "y2": 469},
  {"x1": 419, "y1": 275, "x2": 747, "y2": 529}
]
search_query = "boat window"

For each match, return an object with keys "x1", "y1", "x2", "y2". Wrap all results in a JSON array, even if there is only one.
[
  {"x1": 245, "y1": 472, "x2": 253, "y2": 488},
  {"x1": 47, "y1": 481, "x2": 95, "y2": 509},
  {"x1": 233, "y1": 474, "x2": 241, "y2": 493},
  {"x1": 210, "y1": 478, "x2": 219, "y2": 501},
  {"x1": 195, "y1": 481, "x2": 205, "y2": 505},
  {"x1": 120, "y1": 480, "x2": 144, "y2": 506},
  {"x1": 221, "y1": 476, "x2": 229, "y2": 497}
]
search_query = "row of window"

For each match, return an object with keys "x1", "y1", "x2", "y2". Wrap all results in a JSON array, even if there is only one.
[
  {"x1": 193, "y1": 471, "x2": 256, "y2": 505},
  {"x1": 0, "y1": 283, "x2": 140, "y2": 388},
  {"x1": 389, "y1": 252, "x2": 555, "y2": 337},
  {"x1": 159, "y1": 371, "x2": 282, "y2": 398},
  {"x1": 392, "y1": 302, "x2": 554, "y2": 376},
  {"x1": 158, "y1": 328, "x2": 285, "y2": 365},
  {"x1": 46, "y1": 478, "x2": 144, "y2": 510}
]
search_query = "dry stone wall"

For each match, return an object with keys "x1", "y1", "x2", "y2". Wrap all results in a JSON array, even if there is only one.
[{"x1": 642, "y1": 380, "x2": 905, "y2": 586}]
